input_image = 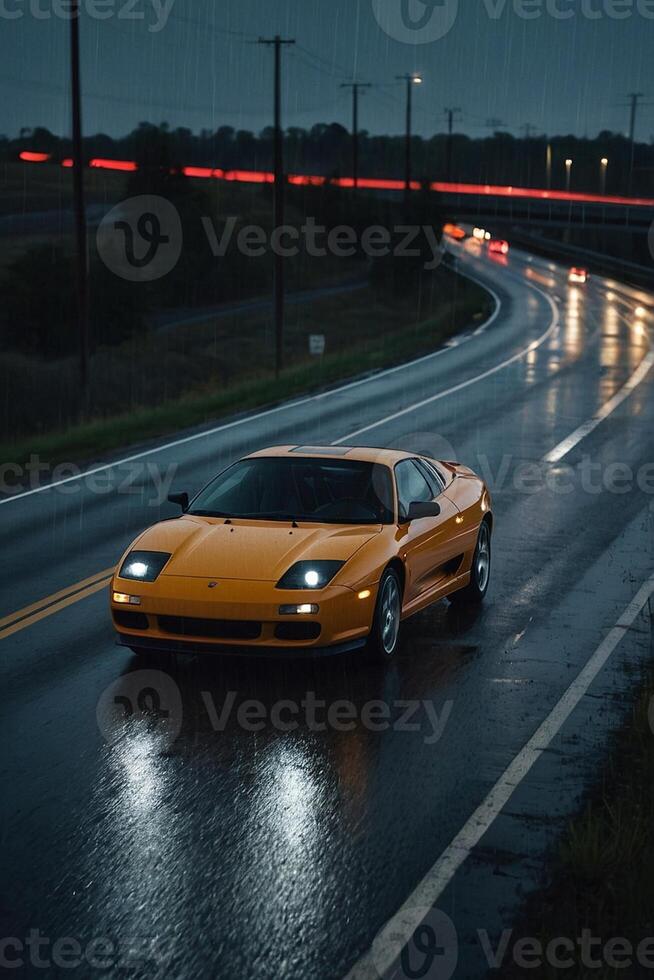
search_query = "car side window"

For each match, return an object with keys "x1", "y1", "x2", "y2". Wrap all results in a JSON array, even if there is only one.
[
  {"x1": 395, "y1": 460, "x2": 433, "y2": 520},
  {"x1": 416, "y1": 459, "x2": 445, "y2": 496}
]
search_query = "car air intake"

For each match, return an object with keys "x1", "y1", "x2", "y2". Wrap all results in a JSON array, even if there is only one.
[
  {"x1": 113, "y1": 610, "x2": 149, "y2": 631},
  {"x1": 274, "y1": 622, "x2": 321, "y2": 641},
  {"x1": 158, "y1": 616, "x2": 262, "y2": 640}
]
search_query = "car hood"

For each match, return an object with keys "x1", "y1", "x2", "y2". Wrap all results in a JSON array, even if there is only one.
[{"x1": 133, "y1": 516, "x2": 381, "y2": 582}]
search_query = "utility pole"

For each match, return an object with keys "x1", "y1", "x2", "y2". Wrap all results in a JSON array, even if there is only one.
[
  {"x1": 396, "y1": 73, "x2": 422, "y2": 202},
  {"x1": 444, "y1": 106, "x2": 461, "y2": 182},
  {"x1": 70, "y1": 0, "x2": 89, "y2": 411},
  {"x1": 259, "y1": 35, "x2": 295, "y2": 378},
  {"x1": 627, "y1": 92, "x2": 644, "y2": 194},
  {"x1": 341, "y1": 82, "x2": 371, "y2": 189}
]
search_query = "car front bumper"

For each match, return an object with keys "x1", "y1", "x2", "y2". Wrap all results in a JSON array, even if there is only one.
[{"x1": 110, "y1": 573, "x2": 377, "y2": 653}]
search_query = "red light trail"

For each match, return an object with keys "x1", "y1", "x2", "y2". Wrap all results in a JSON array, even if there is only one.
[{"x1": 17, "y1": 153, "x2": 654, "y2": 208}]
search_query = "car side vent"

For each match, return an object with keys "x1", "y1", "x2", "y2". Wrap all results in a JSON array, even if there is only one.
[{"x1": 443, "y1": 555, "x2": 464, "y2": 576}]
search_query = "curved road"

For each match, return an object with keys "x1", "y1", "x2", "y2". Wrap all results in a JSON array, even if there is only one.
[{"x1": 1, "y1": 242, "x2": 654, "y2": 978}]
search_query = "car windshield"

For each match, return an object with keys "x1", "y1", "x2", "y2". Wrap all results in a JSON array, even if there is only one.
[{"x1": 188, "y1": 457, "x2": 394, "y2": 525}]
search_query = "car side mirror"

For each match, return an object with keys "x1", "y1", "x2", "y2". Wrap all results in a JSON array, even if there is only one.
[
  {"x1": 406, "y1": 500, "x2": 441, "y2": 522},
  {"x1": 168, "y1": 492, "x2": 189, "y2": 511}
]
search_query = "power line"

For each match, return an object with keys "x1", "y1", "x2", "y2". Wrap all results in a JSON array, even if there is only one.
[
  {"x1": 485, "y1": 118, "x2": 509, "y2": 132},
  {"x1": 164, "y1": 11, "x2": 256, "y2": 39},
  {"x1": 294, "y1": 42, "x2": 353, "y2": 80}
]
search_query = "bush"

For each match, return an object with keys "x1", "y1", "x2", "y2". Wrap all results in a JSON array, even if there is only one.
[{"x1": 0, "y1": 245, "x2": 145, "y2": 357}]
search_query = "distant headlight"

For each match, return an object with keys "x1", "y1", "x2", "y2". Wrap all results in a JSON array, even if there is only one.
[
  {"x1": 119, "y1": 551, "x2": 171, "y2": 582},
  {"x1": 276, "y1": 561, "x2": 345, "y2": 590}
]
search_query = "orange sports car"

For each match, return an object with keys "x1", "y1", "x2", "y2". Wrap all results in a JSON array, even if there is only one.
[{"x1": 111, "y1": 446, "x2": 493, "y2": 660}]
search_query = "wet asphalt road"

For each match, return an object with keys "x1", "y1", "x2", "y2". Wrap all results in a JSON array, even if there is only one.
[{"x1": 1, "y1": 241, "x2": 654, "y2": 979}]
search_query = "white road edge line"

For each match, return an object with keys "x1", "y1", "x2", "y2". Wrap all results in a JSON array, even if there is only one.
[
  {"x1": 0, "y1": 273, "x2": 501, "y2": 507},
  {"x1": 345, "y1": 572, "x2": 654, "y2": 980},
  {"x1": 333, "y1": 284, "x2": 559, "y2": 445},
  {"x1": 543, "y1": 349, "x2": 654, "y2": 464}
]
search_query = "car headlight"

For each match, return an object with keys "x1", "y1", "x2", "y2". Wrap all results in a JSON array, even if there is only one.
[
  {"x1": 119, "y1": 551, "x2": 171, "y2": 582},
  {"x1": 276, "y1": 561, "x2": 345, "y2": 590}
]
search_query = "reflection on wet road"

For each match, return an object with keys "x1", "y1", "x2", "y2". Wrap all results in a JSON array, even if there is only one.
[{"x1": 1, "y1": 245, "x2": 653, "y2": 978}]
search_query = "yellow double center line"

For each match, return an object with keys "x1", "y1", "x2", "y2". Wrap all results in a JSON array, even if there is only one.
[{"x1": 0, "y1": 568, "x2": 114, "y2": 640}]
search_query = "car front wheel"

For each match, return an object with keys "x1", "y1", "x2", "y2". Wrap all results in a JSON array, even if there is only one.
[
  {"x1": 450, "y1": 521, "x2": 491, "y2": 605},
  {"x1": 367, "y1": 568, "x2": 402, "y2": 661}
]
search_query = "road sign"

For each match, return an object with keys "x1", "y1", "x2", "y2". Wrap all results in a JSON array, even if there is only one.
[{"x1": 309, "y1": 334, "x2": 326, "y2": 356}]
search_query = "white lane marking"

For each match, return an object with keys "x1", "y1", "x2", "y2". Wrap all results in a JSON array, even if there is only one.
[
  {"x1": 333, "y1": 286, "x2": 559, "y2": 445},
  {"x1": 445, "y1": 266, "x2": 502, "y2": 337},
  {"x1": 314, "y1": 276, "x2": 502, "y2": 399},
  {"x1": 0, "y1": 273, "x2": 501, "y2": 507},
  {"x1": 543, "y1": 349, "x2": 654, "y2": 464},
  {"x1": 345, "y1": 572, "x2": 654, "y2": 980}
]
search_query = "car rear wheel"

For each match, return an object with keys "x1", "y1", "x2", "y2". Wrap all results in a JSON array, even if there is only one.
[
  {"x1": 367, "y1": 568, "x2": 402, "y2": 661},
  {"x1": 449, "y1": 521, "x2": 491, "y2": 605}
]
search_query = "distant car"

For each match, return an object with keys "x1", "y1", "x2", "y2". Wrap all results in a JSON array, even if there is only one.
[
  {"x1": 488, "y1": 239, "x2": 509, "y2": 255},
  {"x1": 443, "y1": 222, "x2": 467, "y2": 240},
  {"x1": 569, "y1": 267, "x2": 588, "y2": 284},
  {"x1": 111, "y1": 447, "x2": 493, "y2": 661}
]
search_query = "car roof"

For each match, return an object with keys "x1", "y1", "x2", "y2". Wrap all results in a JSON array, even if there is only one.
[{"x1": 245, "y1": 445, "x2": 416, "y2": 465}]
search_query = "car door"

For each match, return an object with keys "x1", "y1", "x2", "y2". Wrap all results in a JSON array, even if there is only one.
[{"x1": 395, "y1": 459, "x2": 462, "y2": 604}]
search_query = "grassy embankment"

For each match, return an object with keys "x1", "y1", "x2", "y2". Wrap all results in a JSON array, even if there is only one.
[
  {"x1": 0, "y1": 161, "x2": 492, "y2": 471},
  {"x1": 501, "y1": 658, "x2": 654, "y2": 979},
  {"x1": 1, "y1": 266, "x2": 491, "y2": 470}
]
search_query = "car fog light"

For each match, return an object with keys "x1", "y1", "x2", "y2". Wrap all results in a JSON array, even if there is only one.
[
  {"x1": 113, "y1": 592, "x2": 141, "y2": 605},
  {"x1": 279, "y1": 604, "x2": 319, "y2": 615}
]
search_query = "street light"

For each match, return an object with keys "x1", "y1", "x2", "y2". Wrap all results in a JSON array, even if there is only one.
[
  {"x1": 565, "y1": 158, "x2": 573, "y2": 193},
  {"x1": 396, "y1": 73, "x2": 423, "y2": 201},
  {"x1": 600, "y1": 157, "x2": 609, "y2": 195},
  {"x1": 546, "y1": 143, "x2": 552, "y2": 189}
]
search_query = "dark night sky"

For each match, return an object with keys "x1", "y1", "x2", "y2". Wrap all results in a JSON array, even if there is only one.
[{"x1": 2, "y1": 0, "x2": 652, "y2": 142}]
